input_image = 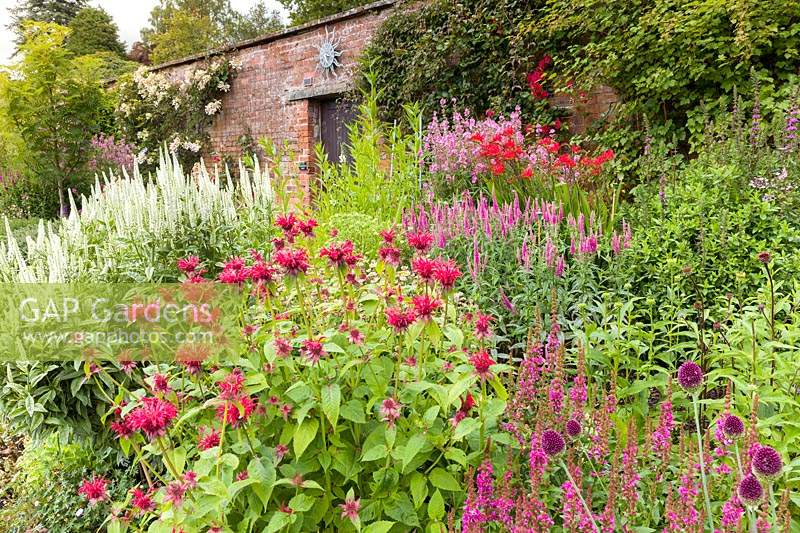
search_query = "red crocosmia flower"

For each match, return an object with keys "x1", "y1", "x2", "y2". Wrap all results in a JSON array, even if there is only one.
[
  {"x1": 198, "y1": 427, "x2": 221, "y2": 451},
  {"x1": 380, "y1": 397, "x2": 402, "y2": 428},
  {"x1": 556, "y1": 153, "x2": 576, "y2": 168},
  {"x1": 320, "y1": 240, "x2": 361, "y2": 269},
  {"x1": 127, "y1": 397, "x2": 178, "y2": 440},
  {"x1": 298, "y1": 218, "x2": 317, "y2": 237},
  {"x1": 469, "y1": 132, "x2": 485, "y2": 143},
  {"x1": 380, "y1": 229, "x2": 396, "y2": 243},
  {"x1": 78, "y1": 475, "x2": 109, "y2": 505},
  {"x1": 412, "y1": 294, "x2": 441, "y2": 321},
  {"x1": 412, "y1": 256, "x2": 437, "y2": 282},
  {"x1": 433, "y1": 259, "x2": 461, "y2": 290},
  {"x1": 131, "y1": 487, "x2": 155, "y2": 514},
  {"x1": 406, "y1": 230, "x2": 434, "y2": 253},
  {"x1": 521, "y1": 166, "x2": 533, "y2": 179},
  {"x1": 490, "y1": 159, "x2": 506, "y2": 176},
  {"x1": 301, "y1": 338, "x2": 327, "y2": 365},
  {"x1": 216, "y1": 395, "x2": 257, "y2": 427},
  {"x1": 379, "y1": 245, "x2": 401, "y2": 266},
  {"x1": 469, "y1": 349, "x2": 495, "y2": 380},
  {"x1": 274, "y1": 248, "x2": 309, "y2": 276},
  {"x1": 177, "y1": 256, "x2": 200, "y2": 274},
  {"x1": 385, "y1": 306, "x2": 416, "y2": 333}
]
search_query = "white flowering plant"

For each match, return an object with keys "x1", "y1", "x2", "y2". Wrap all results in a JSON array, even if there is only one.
[{"x1": 114, "y1": 57, "x2": 240, "y2": 169}]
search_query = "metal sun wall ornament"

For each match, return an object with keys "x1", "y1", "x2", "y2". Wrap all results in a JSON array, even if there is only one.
[{"x1": 316, "y1": 27, "x2": 343, "y2": 78}]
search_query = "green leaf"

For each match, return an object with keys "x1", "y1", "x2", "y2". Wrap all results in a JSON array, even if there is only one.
[
  {"x1": 266, "y1": 512, "x2": 293, "y2": 533},
  {"x1": 452, "y1": 417, "x2": 480, "y2": 441},
  {"x1": 361, "y1": 444, "x2": 388, "y2": 461},
  {"x1": 321, "y1": 383, "x2": 341, "y2": 429},
  {"x1": 363, "y1": 521, "x2": 395, "y2": 533},
  {"x1": 341, "y1": 399, "x2": 367, "y2": 423},
  {"x1": 402, "y1": 433, "x2": 426, "y2": 472},
  {"x1": 289, "y1": 493, "x2": 315, "y2": 512},
  {"x1": 430, "y1": 467, "x2": 460, "y2": 491},
  {"x1": 293, "y1": 418, "x2": 319, "y2": 459},
  {"x1": 409, "y1": 472, "x2": 428, "y2": 509},
  {"x1": 428, "y1": 489, "x2": 445, "y2": 521}
]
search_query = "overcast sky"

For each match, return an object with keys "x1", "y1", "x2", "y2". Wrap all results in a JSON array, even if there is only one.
[{"x1": 0, "y1": 0, "x2": 287, "y2": 65}]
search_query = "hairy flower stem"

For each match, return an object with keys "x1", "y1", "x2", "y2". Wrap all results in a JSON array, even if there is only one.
[
  {"x1": 479, "y1": 379, "x2": 487, "y2": 450},
  {"x1": 734, "y1": 441, "x2": 743, "y2": 477},
  {"x1": 692, "y1": 394, "x2": 714, "y2": 531},
  {"x1": 559, "y1": 459, "x2": 599, "y2": 533},
  {"x1": 157, "y1": 437, "x2": 181, "y2": 480},
  {"x1": 132, "y1": 441, "x2": 164, "y2": 486},
  {"x1": 394, "y1": 335, "x2": 404, "y2": 393},
  {"x1": 216, "y1": 402, "x2": 229, "y2": 476}
]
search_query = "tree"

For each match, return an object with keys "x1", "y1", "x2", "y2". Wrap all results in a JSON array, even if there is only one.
[
  {"x1": 1, "y1": 22, "x2": 107, "y2": 216},
  {"x1": 8, "y1": 0, "x2": 87, "y2": 44},
  {"x1": 142, "y1": 0, "x2": 284, "y2": 64},
  {"x1": 66, "y1": 6, "x2": 126, "y2": 57},
  {"x1": 277, "y1": 0, "x2": 370, "y2": 25}
]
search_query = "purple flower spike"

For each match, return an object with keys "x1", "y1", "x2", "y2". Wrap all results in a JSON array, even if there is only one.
[
  {"x1": 677, "y1": 361, "x2": 703, "y2": 393},
  {"x1": 752, "y1": 446, "x2": 783, "y2": 480},
  {"x1": 541, "y1": 429, "x2": 565, "y2": 457}
]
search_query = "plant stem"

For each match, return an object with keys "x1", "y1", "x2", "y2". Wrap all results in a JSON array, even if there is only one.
[
  {"x1": 559, "y1": 459, "x2": 599, "y2": 533},
  {"x1": 157, "y1": 437, "x2": 181, "y2": 480},
  {"x1": 692, "y1": 394, "x2": 714, "y2": 531}
]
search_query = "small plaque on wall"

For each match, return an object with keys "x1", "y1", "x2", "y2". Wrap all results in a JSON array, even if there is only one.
[{"x1": 298, "y1": 162, "x2": 309, "y2": 172}]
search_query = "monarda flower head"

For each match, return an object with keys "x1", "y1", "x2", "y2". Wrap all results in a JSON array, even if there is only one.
[
  {"x1": 737, "y1": 474, "x2": 764, "y2": 507},
  {"x1": 677, "y1": 361, "x2": 703, "y2": 393},
  {"x1": 385, "y1": 306, "x2": 416, "y2": 333},
  {"x1": 78, "y1": 475, "x2": 109, "y2": 505},
  {"x1": 380, "y1": 397, "x2": 402, "y2": 428},
  {"x1": 274, "y1": 248, "x2": 309, "y2": 276},
  {"x1": 474, "y1": 312, "x2": 492, "y2": 340},
  {"x1": 177, "y1": 256, "x2": 200, "y2": 274},
  {"x1": 433, "y1": 259, "x2": 462, "y2": 291},
  {"x1": 412, "y1": 294, "x2": 441, "y2": 321},
  {"x1": 722, "y1": 414, "x2": 745, "y2": 439},
  {"x1": 412, "y1": 257, "x2": 437, "y2": 283},
  {"x1": 469, "y1": 349, "x2": 495, "y2": 380},
  {"x1": 541, "y1": 430, "x2": 565, "y2": 457},
  {"x1": 406, "y1": 230, "x2": 434, "y2": 253},
  {"x1": 131, "y1": 487, "x2": 155, "y2": 514},
  {"x1": 319, "y1": 240, "x2": 361, "y2": 269},
  {"x1": 127, "y1": 397, "x2": 178, "y2": 440},
  {"x1": 752, "y1": 445, "x2": 783, "y2": 480},
  {"x1": 301, "y1": 338, "x2": 327, "y2": 365}
]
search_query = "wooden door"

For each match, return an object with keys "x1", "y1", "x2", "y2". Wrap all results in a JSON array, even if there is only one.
[{"x1": 320, "y1": 98, "x2": 355, "y2": 164}]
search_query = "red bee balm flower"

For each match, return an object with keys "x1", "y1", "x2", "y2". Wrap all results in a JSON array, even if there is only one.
[
  {"x1": 78, "y1": 475, "x2": 109, "y2": 505},
  {"x1": 406, "y1": 230, "x2": 434, "y2": 253},
  {"x1": 412, "y1": 294, "x2": 441, "y2": 321},
  {"x1": 380, "y1": 397, "x2": 402, "y2": 428},
  {"x1": 469, "y1": 349, "x2": 495, "y2": 380},
  {"x1": 131, "y1": 487, "x2": 155, "y2": 514},
  {"x1": 340, "y1": 494, "x2": 361, "y2": 522},
  {"x1": 274, "y1": 248, "x2": 309, "y2": 276},
  {"x1": 412, "y1": 257, "x2": 437, "y2": 282},
  {"x1": 127, "y1": 397, "x2": 178, "y2": 440},
  {"x1": 433, "y1": 259, "x2": 461, "y2": 290},
  {"x1": 386, "y1": 307, "x2": 416, "y2": 333}
]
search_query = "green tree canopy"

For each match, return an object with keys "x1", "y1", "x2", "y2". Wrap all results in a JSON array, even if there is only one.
[
  {"x1": 0, "y1": 22, "x2": 108, "y2": 216},
  {"x1": 278, "y1": 0, "x2": 370, "y2": 25},
  {"x1": 66, "y1": 6, "x2": 126, "y2": 57},
  {"x1": 142, "y1": 0, "x2": 284, "y2": 65},
  {"x1": 8, "y1": 0, "x2": 87, "y2": 45}
]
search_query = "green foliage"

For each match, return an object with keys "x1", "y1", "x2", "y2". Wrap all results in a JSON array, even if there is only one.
[
  {"x1": 360, "y1": 0, "x2": 545, "y2": 122},
  {"x1": 65, "y1": 6, "x2": 125, "y2": 57},
  {"x1": 525, "y1": 0, "x2": 800, "y2": 161},
  {"x1": 0, "y1": 436, "x2": 137, "y2": 533},
  {"x1": 323, "y1": 212, "x2": 383, "y2": 259},
  {"x1": 313, "y1": 78, "x2": 422, "y2": 226},
  {"x1": 278, "y1": 0, "x2": 370, "y2": 25},
  {"x1": 77, "y1": 51, "x2": 140, "y2": 80},
  {"x1": 0, "y1": 22, "x2": 109, "y2": 217},
  {"x1": 8, "y1": 0, "x2": 87, "y2": 45},
  {"x1": 143, "y1": 0, "x2": 283, "y2": 65}
]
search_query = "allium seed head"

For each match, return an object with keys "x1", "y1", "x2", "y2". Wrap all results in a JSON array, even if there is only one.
[
  {"x1": 541, "y1": 429, "x2": 565, "y2": 457},
  {"x1": 737, "y1": 474, "x2": 764, "y2": 507},
  {"x1": 677, "y1": 361, "x2": 703, "y2": 393},
  {"x1": 565, "y1": 419, "x2": 582, "y2": 439},
  {"x1": 722, "y1": 414, "x2": 745, "y2": 439},
  {"x1": 752, "y1": 446, "x2": 782, "y2": 480}
]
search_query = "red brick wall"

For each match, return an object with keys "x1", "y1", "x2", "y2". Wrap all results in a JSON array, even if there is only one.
[{"x1": 154, "y1": 1, "x2": 397, "y2": 201}]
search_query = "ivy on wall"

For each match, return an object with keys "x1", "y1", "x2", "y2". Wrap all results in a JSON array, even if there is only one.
[{"x1": 114, "y1": 56, "x2": 241, "y2": 168}]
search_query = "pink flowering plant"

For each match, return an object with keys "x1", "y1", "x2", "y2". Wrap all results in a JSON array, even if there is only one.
[{"x1": 77, "y1": 213, "x2": 514, "y2": 532}]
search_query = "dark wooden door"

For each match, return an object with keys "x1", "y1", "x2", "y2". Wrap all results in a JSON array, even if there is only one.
[{"x1": 320, "y1": 98, "x2": 356, "y2": 164}]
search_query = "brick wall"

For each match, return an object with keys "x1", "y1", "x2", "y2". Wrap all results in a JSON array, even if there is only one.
[{"x1": 153, "y1": 0, "x2": 398, "y2": 201}]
